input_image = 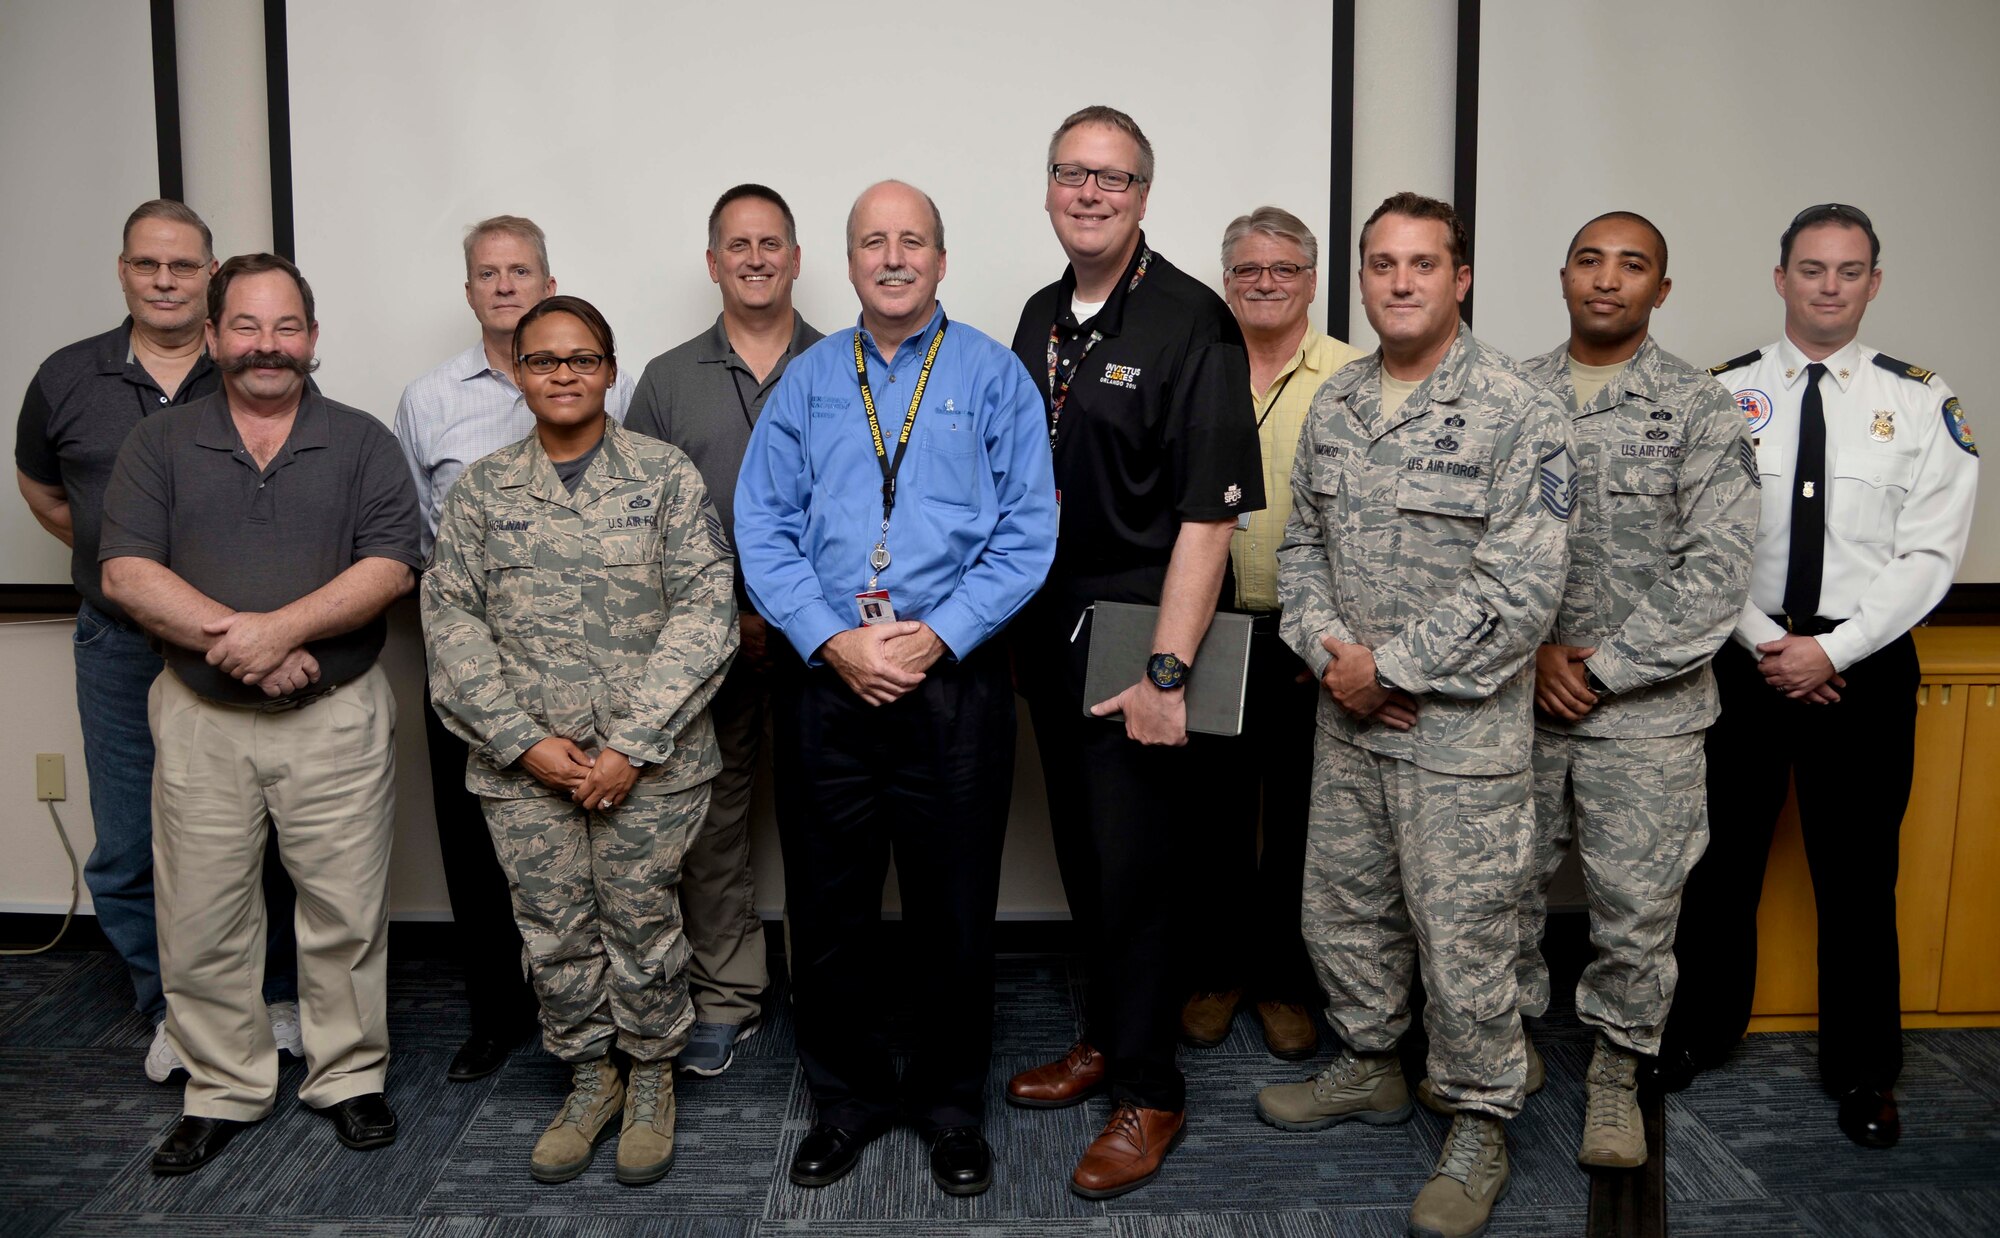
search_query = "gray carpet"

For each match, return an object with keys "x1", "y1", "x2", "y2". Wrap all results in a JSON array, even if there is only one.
[{"x1": 1, "y1": 942, "x2": 1996, "y2": 1236}]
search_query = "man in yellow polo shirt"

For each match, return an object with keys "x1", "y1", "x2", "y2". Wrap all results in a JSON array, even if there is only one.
[{"x1": 1180, "y1": 207, "x2": 1364, "y2": 1061}]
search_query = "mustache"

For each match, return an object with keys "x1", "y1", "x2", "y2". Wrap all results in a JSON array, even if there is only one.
[
  {"x1": 874, "y1": 269, "x2": 917, "y2": 286},
  {"x1": 218, "y1": 349, "x2": 319, "y2": 376}
]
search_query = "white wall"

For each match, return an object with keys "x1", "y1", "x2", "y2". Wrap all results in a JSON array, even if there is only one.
[{"x1": 1476, "y1": 0, "x2": 2000, "y2": 580}]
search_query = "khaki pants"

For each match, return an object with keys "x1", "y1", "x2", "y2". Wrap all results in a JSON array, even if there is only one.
[
  {"x1": 680, "y1": 656, "x2": 770, "y2": 1026},
  {"x1": 151, "y1": 663, "x2": 397, "y2": 1120}
]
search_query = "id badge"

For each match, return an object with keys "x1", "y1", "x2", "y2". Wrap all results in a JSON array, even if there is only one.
[{"x1": 855, "y1": 589, "x2": 897, "y2": 626}]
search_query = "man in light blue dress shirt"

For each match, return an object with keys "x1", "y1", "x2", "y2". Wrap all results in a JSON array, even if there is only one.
[
  {"x1": 735, "y1": 181, "x2": 1056, "y2": 1198},
  {"x1": 392, "y1": 216, "x2": 634, "y2": 1083}
]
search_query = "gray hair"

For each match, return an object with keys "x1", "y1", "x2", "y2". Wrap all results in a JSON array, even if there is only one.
[
  {"x1": 123, "y1": 199, "x2": 213, "y2": 258},
  {"x1": 462, "y1": 215, "x2": 550, "y2": 278},
  {"x1": 844, "y1": 181, "x2": 946, "y2": 256},
  {"x1": 1047, "y1": 105, "x2": 1155, "y2": 185},
  {"x1": 1221, "y1": 205, "x2": 1318, "y2": 271}
]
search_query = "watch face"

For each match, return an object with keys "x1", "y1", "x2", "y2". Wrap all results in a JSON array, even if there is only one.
[{"x1": 1147, "y1": 652, "x2": 1187, "y2": 689}]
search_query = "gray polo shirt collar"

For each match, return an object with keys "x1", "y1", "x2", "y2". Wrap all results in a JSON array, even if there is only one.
[
  {"x1": 692, "y1": 311, "x2": 818, "y2": 374},
  {"x1": 194, "y1": 388, "x2": 333, "y2": 472}
]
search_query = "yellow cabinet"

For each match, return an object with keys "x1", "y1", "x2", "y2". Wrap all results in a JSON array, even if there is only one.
[{"x1": 1747, "y1": 627, "x2": 2000, "y2": 1031}]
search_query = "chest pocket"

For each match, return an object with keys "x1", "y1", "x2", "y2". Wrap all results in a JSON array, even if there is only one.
[
  {"x1": 919, "y1": 420, "x2": 980, "y2": 509},
  {"x1": 1830, "y1": 449, "x2": 1918, "y2": 545},
  {"x1": 598, "y1": 528, "x2": 664, "y2": 600},
  {"x1": 1602, "y1": 460, "x2": 1678, "y2": 543},
  {"x1": 1393, "y1": 471, "x2": 1490, "y2": 521},
  {"x1": 483, "y1": 535, "x2": 541, "y2": 627}
]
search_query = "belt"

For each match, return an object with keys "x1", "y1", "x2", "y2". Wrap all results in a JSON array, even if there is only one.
[
  {"x1": 211, "y1": 681, "x2": 342, "y2": 714},
  {"x1": 1769, "y1": 612, "x2": 1840, "y2": 638}
]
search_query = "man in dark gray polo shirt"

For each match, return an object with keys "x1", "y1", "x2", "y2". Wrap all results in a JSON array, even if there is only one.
[
  {"x1": 12, "y1": 199, "x2": 300, "y2": 1084},
  {"x1": 624, "y1": 183, "x2": 822, "y2": 1075},
  {"x1": 100, "y1": 253, "x2": 422, "y2": 1176}
]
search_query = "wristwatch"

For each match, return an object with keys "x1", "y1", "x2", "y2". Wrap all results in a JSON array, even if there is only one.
[
  {"x1": 1584, "y1": 667, "x2": 1611, "y2": 697},
  {"x1": 1375, "y1": 667, "x2": 1398, "y2": 692},
  {"x1": 1146, "y1": 651, "x2": 1191, "y2": 691}
]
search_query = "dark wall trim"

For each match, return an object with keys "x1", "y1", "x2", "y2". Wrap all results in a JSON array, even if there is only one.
[
  {"x1": 0, "y1": 584, "x2": 82, "y2": 615},
  {"x1": 1327, "y1": 0, "x2": 1357, "y2": 341},
  {"x1": 263, "y1": 0, "x2": 295, "y2": 260},
  {"x1": 1453, "y1": 0, "x2": 1481, "y2": 325},
  {"x1": 149, "y1": 0, "x2": 183, "y2": 202}
]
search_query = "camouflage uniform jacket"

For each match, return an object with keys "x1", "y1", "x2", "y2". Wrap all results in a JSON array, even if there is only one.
[
  {"x1": 1521, "y1": 337, "x2": 1758, "y2": 739},
  {"x1": 1278, "y1": 324, "x2": 1573, "y2": 776},
  {"x1": 423, "y1": 420, "x2": 739, "y2": 799}
]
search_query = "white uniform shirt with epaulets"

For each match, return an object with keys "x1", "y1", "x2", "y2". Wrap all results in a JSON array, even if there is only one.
[{"x1": 1717, "y1": 336, "x2": 1979, "y2": 670}]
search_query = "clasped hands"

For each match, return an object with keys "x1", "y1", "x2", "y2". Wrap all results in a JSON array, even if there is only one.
[
  {"x1": 201, "y1": 610, "x2": 319, "y2": 698},
  {"x1": 1755, "y1": 633, "x2": 1844, "y2": 703},
  {"x1": 1319, "y1": 636, "x2": 1417, "y2": 731},
  {"x1": 820, "y1": 621, "x2": 946, "y2": 706},
  {"x1": 520, "y1": 738, "x2": 639, "y2": 810}
]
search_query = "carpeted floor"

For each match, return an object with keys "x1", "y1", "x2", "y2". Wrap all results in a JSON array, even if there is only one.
[{"x1": 0, "y1": 935, "x2": 1995, "y2": 1236}]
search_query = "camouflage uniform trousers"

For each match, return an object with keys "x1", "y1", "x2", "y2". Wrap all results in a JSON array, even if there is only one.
[
  {"x1": 481, "y1": 784, "x2": 709, "y2": 1063},
  {"x1": 1515, "y1": 729, "x2": 1708, "y2": 1055},
  {"x1": 1304, "y1": 734, "x2": 1534, "y2": 1118}
]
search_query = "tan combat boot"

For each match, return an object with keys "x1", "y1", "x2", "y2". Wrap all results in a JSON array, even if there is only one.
[
  {"x1": 530, "y1": 1057, "x2": 624, "y2": 1183},
  {"x1": 616, "y1": 1059, "x2": 677, "y2": 1185},
  {"x1": 1409, "y1": 1111, "x2": 1509, "y2": 1238},
  {"x1": 1255, "y1": 1049, "x2": 1412, "y2": 1130},
  {"x1": 1578, "y1": 1037, "x2": 1646, "y2": 1167},
  {"x1": 1416, "y1": 1035, "x2": 1544, "y2": 1115}
]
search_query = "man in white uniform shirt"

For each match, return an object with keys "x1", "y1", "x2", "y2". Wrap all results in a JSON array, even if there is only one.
[
  {"x1": 392, "y1": 216, "x2": 636, "y2": 1082},
  {"x1": 1661, "y1": 204, "x2": 1979, "y2": 1150}
]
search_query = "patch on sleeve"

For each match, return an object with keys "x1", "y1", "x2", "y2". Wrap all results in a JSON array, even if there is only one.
[
  {"x1": 1738, "y1": 438, "x2": 1761, "y2": 486},
  {"x1": 1943, "y1": 396, "x2": 1978, "y2": 456},
  {"x1": 1538, "y1": 445, "x2": 1579, "y2": 519}
]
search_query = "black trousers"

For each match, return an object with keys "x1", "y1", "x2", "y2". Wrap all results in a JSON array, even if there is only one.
[
  {"x1": 772, "y1": 643, "x2": 1014, "y2": 1133},
  {"x1": 1666, "y1": 634, "x2": 1917, "y2": 1092},
  {"x1": 1016, "y1": 571, "x2": 1209, "y2": 1112},
  {"x1": 422, "y1": 695, "x2": 538, "y2": 1039},
  {"x1": 1187, "y1": 617, "x2": 1322, "y2": 1003}
]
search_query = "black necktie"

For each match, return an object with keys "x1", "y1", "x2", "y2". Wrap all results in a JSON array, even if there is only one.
[{"x1": 1783, "y1": 361, "x2": 1828, "y2": 623}]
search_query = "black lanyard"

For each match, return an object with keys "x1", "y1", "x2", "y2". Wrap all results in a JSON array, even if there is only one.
[
  {"x1": 854, "y1": 316, "x2": 947, "y2": 585},
  {"x1": 1256, "y1": 366, "x2": 1299, "y2": 431},
  {"x1": 1045, "y1": 249, "x2": 1151, "y2": 449}
]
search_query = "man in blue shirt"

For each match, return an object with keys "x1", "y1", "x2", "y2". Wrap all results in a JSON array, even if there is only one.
[{"x1": 735, "y1": 180, "x2": 1056, "y2": 1198}]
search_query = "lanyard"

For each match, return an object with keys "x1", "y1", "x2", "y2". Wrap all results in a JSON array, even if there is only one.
[
  {"x1": 854, "y1": 316, "x2": 947, "y2": 588},
  {"x1": 1256, "y1": 366, "x2": 1299, "y2": 431},
  {"x1": 1045, "y1": 248, "x2": 1151, "y2": 449}
]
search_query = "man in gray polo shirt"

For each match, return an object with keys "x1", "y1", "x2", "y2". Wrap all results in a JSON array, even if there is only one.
[
  {"x1": 624, "y1": 183, "x2": 822, "y2": 1075},
  {"x1": 13, "y1": 199, "x2": 300, "y2": 1084},
  {"x1": 100, "y1": 253, "x2": 422, "y2": 1176}
]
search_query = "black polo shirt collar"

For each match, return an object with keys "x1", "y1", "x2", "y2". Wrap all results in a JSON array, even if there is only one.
[
  {"x1": 193, "y1": 387, "x2": 333, "y2": 473},
  {"x1": 93, "y1": 316, "x2": 217, "y2": 397},
  {"x1": 1053, "y1": 233, "x2": 1150, "y2": 336}
]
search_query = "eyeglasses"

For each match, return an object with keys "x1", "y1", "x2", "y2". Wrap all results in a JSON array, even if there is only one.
[
  {"x1": 1791, "y1": 203, "x2": 1873, "y2": 229},
  {"x1": 122, "y1": 257, "x2": 207, "y2": 279},
  {"x1": 1050, "y1": 163, "x2": 1146, "y2": 193},
  {"x1": 1226, "y1": 262, "x2": 1312, "y2": 283},
  {"x1": 518, "y1": 352, "x2": 608, "y2": 375}
]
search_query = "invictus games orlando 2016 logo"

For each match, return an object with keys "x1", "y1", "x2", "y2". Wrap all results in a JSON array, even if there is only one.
[
  {"x1": 1100, "y1": 363, "x2": 1141, "y2": 389},
  {"x1": 1736, "y1": 389, "x2": 1774, "y2": 435}
]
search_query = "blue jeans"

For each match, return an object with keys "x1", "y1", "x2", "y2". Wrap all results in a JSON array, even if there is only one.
[{"x1": 73, "y1": 600, "x2": 298, "y2": 1021}]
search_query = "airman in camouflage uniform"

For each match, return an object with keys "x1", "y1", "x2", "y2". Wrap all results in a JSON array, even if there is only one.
[
  {"x1": 1256, "y1": 192, "x2": 1572, "y2": 1238},
  {"x1": 1498, "y1": 215, "x2": 1755, "y2": 1170},
  {"x1": 423, "y1": 418, "x2": 738, "y2": 1075}
]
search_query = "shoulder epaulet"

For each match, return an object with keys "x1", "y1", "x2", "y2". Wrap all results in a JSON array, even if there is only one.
[
  {"x1": 1707, "y1": 349, "x2": 1762, "y2": 377},
  {"x1": 1871, "y1": 353, "x2": 1935, "y2": 385}
]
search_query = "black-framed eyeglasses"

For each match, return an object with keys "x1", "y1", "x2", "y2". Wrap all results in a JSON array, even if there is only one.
[
  {"x1": 122, "y1": 257, "x2": 207, "y2": 279},
  {"x1": 1791, "y1": 203, "x2": 1872, "y2": 229},
  {"x1": 1050, "y1": 163, "x2": 1146, "y2": 193},
  {"x1": 1226, "y1": 262, "x2": 1312, "y2": 283},
  {"x1": 518, "y1": 352, "x2": 608, "y2": 375}
]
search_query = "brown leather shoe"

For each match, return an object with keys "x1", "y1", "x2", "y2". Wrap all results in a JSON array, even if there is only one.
[
  {"x1": 1256, "y1": 1001, "x2": 1319, "y2": 1060},
  {"x1": 1071, "y1": 1102, "x2": 1186, "y2": 1199},
  {"x1": 1180, "y1": 990, "x2": 1242, "y2": 1047},
  {"x1": 1007, "y1": 1041, "x2": 1106, "y2": 1109}
]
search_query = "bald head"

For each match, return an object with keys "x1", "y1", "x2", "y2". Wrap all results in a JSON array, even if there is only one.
[{"x1": 846, "y1": 180, "x2": 946, "y2": 256}]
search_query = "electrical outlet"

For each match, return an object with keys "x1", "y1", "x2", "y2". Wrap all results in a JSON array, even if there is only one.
[{"x1": 35, "y1": 753, "x2": 65, "y2": 802}]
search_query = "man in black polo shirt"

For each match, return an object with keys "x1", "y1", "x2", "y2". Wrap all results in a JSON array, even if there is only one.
[
  {"x1": 13, "y1": 200, "x2": 300, "y2": 1085},
  {"x1": 1005, "y1": 105, "x2": 1262, "y2": 1199},
  {"x1": 100, "y1": 253, "x2": 422, "y2": 1176}
]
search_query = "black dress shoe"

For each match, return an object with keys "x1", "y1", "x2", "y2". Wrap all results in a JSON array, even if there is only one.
[
  {"x1": 789, "y1": 1122, "x2": 876, "y2": 1187},
  {"x1": 1646, "y1": 1046, "x2": 1701, "y2": 1094},
  {"x1": 929, "y1": 1126, "x2": 993, "y2": 1196},
  {"x1": 1837, "y1": 1087, "x2": 1900, "y2": 1148},
  {"x1": 151, "y1": 1114, "x2": 252, "y2": 1175},
  {"x1": 314, "y1": 1092, "x2": 398, "y2": 1150},
  {"x1": 447, "y1": 1032, "x2": 517, "y2": 1082}
]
